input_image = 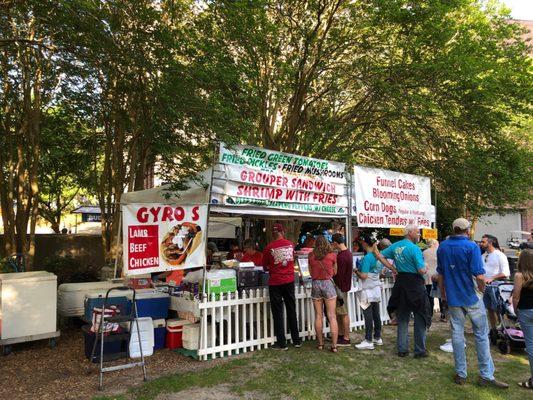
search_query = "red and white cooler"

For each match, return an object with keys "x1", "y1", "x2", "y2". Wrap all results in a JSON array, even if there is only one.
[{"x1": 165, "y1": 319, "x2": 192, "y2": 349}]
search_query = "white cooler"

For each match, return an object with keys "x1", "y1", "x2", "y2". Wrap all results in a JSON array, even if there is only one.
[
  {"x1": 0, "y1": 271, "x2": 57, "y2": 340},
  {"x1": 58, "y1": 280, "x2": 123, "y2": 317},
  {"x1": 129, "y1": 317, "x2": 154, "y2": 358}
]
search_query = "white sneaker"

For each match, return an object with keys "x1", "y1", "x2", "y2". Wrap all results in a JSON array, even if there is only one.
[
  {"x1": 439, "y1": 341, "x2": 454, "y2": 353},
  {"x1": 439, "y1": 339, "x2": 466, "y2": 353},
  {"x1": 373, "y1": 338, "x2": 383, "y2": 346},
  {"x1": 355, "y1": 340, "x2": 375, "y2": 350}
]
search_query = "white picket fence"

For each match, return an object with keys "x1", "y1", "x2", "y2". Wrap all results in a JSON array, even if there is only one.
[{"x1": 197, "y1": 279, "x2": 394, "y2": 360}]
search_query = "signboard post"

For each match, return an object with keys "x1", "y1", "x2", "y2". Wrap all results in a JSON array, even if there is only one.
[
  {"x1": 353, "y1": 166, "x2": 435, "y2": 228},
  {"x1": 122, "y1": 204, "x2": 208, "y2": 276}
]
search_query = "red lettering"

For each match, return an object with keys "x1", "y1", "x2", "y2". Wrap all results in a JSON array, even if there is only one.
[
  {"x1": 191, "y1": 206, "x2": 200, "y2": 221},
  {"x1": 161, "y1": 206, "x2": 174, "y2": 222},
  {"x1": 136, "y1": 207, "x2": 148, "y2": 223},
  {"x1": 149, "y1": 207, "x2": 161, "y2": 222},
  {"x1": 174, "y1": 207, "x2": 185, "y2": 221}
]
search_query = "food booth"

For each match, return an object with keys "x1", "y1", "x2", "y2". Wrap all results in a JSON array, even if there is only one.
[{"x1": 119, "y1": 144, "x2": 434, "y2": 360}]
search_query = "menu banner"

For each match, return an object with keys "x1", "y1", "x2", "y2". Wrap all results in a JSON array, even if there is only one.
[
  {"x1": 122, "y1": 204, "x2": 207, "y2": 276},
  {"x1": 223, "y1": 180, "x2": 348, "y2": 207},
  {"x1": 224, "y1": 164, "x2": 342, "y2": 195},
  {"x1": 219, "y1": 143, "x2": 347, "y2": 184},
  {"x1": 353, "y1": 166, "x2": 434, "y2": 228},
  {"x1": 219, "y1": 143, "x2": 348, "y2": 215}
]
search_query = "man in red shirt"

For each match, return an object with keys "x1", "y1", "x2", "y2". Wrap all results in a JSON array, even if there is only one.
[
  {"x1": 241, "y1": 239, "x2": 263, "y2": 266},
  {"x1": 263, "y1": 223, "x2": 301, "y2": 350}
]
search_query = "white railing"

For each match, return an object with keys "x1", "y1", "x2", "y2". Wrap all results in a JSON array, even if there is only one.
[{"x1": 198, "y1": 279, "x2": 394, "y2": 360}]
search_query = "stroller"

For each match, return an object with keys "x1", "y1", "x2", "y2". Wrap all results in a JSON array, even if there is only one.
[{"x1": 488, "y1": 281, "x2": 525, "y2": 354}]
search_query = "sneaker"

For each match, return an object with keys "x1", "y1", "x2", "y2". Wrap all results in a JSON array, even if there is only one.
[
  {"x1": 271, "y1": 343, "x2": 288, "y2": 351},
  {"x1": 478, "y1": 377, "x2": 509, "y2": 389},
  {"x1": 337, "y1": 337, "x2": 351, "y2": 347},
  {"x1": 293, "y1": 341, "x2": 302, "y2": 348},
  {"x1": 355, "y1": 340, "x2": 375, "y2": 350},
  {"x1": 440, "y1": 340, "x2": 466, "y2": 353},
  {"x1": 373, "y1": 338, "x2": 383, "y2": 346},
  {"x1": 414, "y1": 351, "x2": 429, "y2": 359},
  {"x1": 454, "y1": 374, "x2": 466, "y2": 385},
  {"x1": 440, "y1": 341, "x2": 454, "y2": 353}
]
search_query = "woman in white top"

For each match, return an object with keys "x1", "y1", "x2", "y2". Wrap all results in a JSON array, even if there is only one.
[{"x1": 423, "y1": 239, "x2": 439, "y2": 316}]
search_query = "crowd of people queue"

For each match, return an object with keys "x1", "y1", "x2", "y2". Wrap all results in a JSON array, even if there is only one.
[{"x1": 237, "y1": 220, "x2": 533, "y2": 390}]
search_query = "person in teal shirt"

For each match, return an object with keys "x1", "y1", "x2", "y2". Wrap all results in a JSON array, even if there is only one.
[
  {"x1": 379, "y1": 238, "x2": 425, "y2": 274},
  {"x1": 373, "y1": 225, "x2": 430, "y2": 358},
  {"x1": 359, "y1": 252, "x2": 381, "y2": 274},
  {"x1": 355, "y1": 237, "x2": 397, "y2": 350}
]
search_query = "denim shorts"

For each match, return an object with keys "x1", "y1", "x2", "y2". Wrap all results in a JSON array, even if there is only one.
[
  {"x1": 311, "y1": 279, "x2": 337, "y2": 300},
  {"x1": 483, "y1": 285, "x2": 499, "y2": 310}
]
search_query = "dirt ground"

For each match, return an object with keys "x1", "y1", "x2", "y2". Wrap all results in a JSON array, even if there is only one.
[
  {"x1": 0, "y1": 318, "x2": 507, "y2": 400},
  {"x1": 0, "y1": 323, "x2": 231, "y2": 400}
]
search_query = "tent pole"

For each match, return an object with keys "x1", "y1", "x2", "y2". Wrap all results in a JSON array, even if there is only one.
[
  {"x1": 433, "y1": 179, "x2": 438, "y2": 230},
  {"x1": 113, "y1": 208, "x2": 122, "y2": 279},
  {"x1": 346, "y1": 164, "x2": 353, "y2": 249},
  {"x1": 201, "y1": 140, "x2": 220, "y2": 298}
]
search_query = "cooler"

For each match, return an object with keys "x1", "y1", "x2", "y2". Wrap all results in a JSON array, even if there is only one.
[
  {"x1": 182, "y1": 323, "x2": 201, "y2": 350},
  {"x1": 165, "y1": 319, "x2": 193, "y2": 349},
  {"x1": 153, "y1": 319, "x2": 166, "y2": 350},
  {"x1": 129, "y1": 317, "x2": 154, "y2": 358},
  {"x1": 128, "y1": 291, "x2": 170, "y2": 319},
  {"x1": 82, "y1": 324, "x2": 126, "y2": 363},
  {"x1": 58, "y1": 280, "x2": 123, "y2": 318},
  {"x1": 0, "y1": 271, "x2": 57, "y2": 340},
  {"x1": 204, "y1": 269, "x2": 237, "y2": 297},
  {"x1": 84, "y1": 291, "x2": 129, "y2": 322},
  {"x1": 236, "y1": 266, "x2": 261, "y2": 288}
]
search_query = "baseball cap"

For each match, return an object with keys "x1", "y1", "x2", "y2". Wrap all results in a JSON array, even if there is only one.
[
  {"x1": 452, "y1": 218, "x2": 470, "y2": 230},
  {"x1": 272, "y1": 223, "x2": 284, "y2": 233}
]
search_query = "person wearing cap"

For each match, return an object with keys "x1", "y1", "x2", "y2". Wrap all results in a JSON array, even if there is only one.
[
  {"x1": 436, "y1": 218, "x2": 508, "y2": 388},
  {"x1": 263, "y1": 223, "x2": 301, "y2": 350},
  {"x1": 372, "y1": 225, "x2": 431, "y2": 358}
]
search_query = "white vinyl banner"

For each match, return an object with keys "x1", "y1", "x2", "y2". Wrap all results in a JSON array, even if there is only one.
[
  {"x1": 219, "y1": 143, "x2": 348, "y2": 215},
  {"x1": 122, "y1": 204, "x2": 207, "y2": 276},
  {"x1": 353, "y1": 166, "x2": 434, "y2": 228}
]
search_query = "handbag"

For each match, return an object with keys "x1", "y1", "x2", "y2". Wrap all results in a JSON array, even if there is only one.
[{"x1": 318, "y1": 259, "x2": 344, "y2": 306}]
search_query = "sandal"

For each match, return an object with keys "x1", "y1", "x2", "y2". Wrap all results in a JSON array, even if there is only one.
[
  {"x1": 316, "y1": 344, "x2": 324, "y2": 350},
  {"x1": 330, "y1": 346, "x2": 338, "y2": 353},
  {"x1": 518, "y1": 378, "x2": 533, "y2": 389}
]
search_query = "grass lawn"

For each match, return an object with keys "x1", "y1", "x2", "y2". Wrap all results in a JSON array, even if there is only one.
[{"x1": 95, "y1": 322, "x2": 531, "y2": 400}]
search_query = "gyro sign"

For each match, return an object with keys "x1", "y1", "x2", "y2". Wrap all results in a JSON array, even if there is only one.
[
  {"x1": 122, "y1": 204, "x2": 207, "y2": 276},
  {"x1": 219, "y1": 143, "x2": 348, "y2": 215}
]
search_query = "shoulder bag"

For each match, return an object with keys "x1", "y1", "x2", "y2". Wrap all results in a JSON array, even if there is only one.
[{"x1": 318, "y1": 258, "x2": 344, "y2": 306}]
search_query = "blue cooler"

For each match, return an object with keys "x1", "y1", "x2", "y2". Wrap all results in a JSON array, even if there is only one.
[
  {"x1": 153, "y1": 319, "x2": 166, "y2": 350},
  {"x1": 82, "y1": 325, "x2": 127, "y2": 362},
  {"x1": 84, "y1": 291, "x2": 129, "y2": 322},
  {"x1": 129, "y1": 291, "x2": 170, "y2": 319}
]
